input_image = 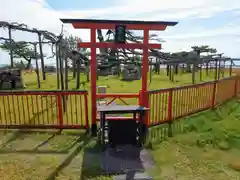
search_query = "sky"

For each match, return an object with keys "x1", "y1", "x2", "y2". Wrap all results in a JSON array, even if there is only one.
[{"x1": 0, "y1": 0, "x2": 240, "y2": 66}]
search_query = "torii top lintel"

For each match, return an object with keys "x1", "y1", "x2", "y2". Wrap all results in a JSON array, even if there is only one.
[
  {"x1": 59, "y1": 18, "x2": 178, "y2": 128},
  {"x1": 60, "y1": 19, "x2": 178, "y2": 30}
]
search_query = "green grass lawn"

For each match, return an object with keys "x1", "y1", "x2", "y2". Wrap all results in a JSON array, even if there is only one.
[
  {"x1": 0, "y1": 98, "x2": 239, "y2": 179},
  {"x1": 148, "y1": 98, "x2": 240, "y2": 179},
  {"x1": 0, "y1": 69, "x2": 237, "y2": 179},
  {"x1": 23, "y1": 69, "x2": 226, "y2": 92}
]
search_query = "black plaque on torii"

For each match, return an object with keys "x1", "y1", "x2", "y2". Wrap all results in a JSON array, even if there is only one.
[{"x1": 114, "y1": 25, "x2": 126, "y2": 44}]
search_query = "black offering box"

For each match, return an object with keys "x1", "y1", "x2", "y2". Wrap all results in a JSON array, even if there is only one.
[{"x1": 108, "y1": 119, "x2": 137, "y2": 147}]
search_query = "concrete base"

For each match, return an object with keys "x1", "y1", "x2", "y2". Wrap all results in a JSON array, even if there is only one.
[{"x1": 101, "y1": 145, "x2": 154, "y2": 178}]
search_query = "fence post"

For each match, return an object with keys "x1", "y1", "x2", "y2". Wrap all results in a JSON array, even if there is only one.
[
  {"x1": 138, "y1": 90, "x2": 143, "y2": 106},
  {"x1": 211, "y1": 81, "x2": 217, "y2": 108},
  {"x1": 57, "y1": 94, "x2": 63, "y2": 131},
  {"x1": 84, "y1": 92, "x2": 89, "y2": 133},
  {"x1": 146, "y1": 91, "x2": 150, "y2": 127},
  {"x1": 234, "y1": 76, "x2": 238, "y2": 97},
  {"x1": 168, "y1": 89, "x2": 173, "y2": 137},
  {"x1": 139, "y1": 90, "x2": 149, "y2": 143}
]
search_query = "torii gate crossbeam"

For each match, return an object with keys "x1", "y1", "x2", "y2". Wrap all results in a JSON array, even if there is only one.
[{"x1": 60, "y1": 19, "x2": 178, "y2": 135}]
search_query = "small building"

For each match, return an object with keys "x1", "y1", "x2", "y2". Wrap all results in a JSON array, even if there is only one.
[{"x1": 44, "y1": 65, "x2": 56, "y2": 73}]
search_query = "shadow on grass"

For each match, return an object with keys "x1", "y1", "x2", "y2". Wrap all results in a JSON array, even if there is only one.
[
  {"x1": 0, "y1": 129, "x2": 85, "y2": 136},
  {"x1": 32, "y1": 133, "x2": 57, "y2": 150},
  {"x1": 0, "y1": 130, "x2": 88, "y2": 154},
  {"x1": 45, "y1": 135, "x2": 92, "y2": 180},
  {"x1": 0, "y1": 129, "x2": 94, "y2": 179},
  {"x1": 227, "y1": 99, "x2": 240, "y2": 115},
  {"x1": 80, "y1": 143, "x2": 111, "y2": 180},
  {"x1": 146, "y1": 99, "x2": 240, "y2": 149},
  {"x1": 209, "y1": 99, "x2": 240, "y2": 121},
  {"x1": 0, "y1": 129, "x2": 25, "y2": 149},
  {"x1": 0, "y1": 129, "x2": 59, "y2": 150}
]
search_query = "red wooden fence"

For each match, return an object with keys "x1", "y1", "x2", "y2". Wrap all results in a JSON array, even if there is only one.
[
  {"x1": 0, "y1": 90, "x2": 89, "y2": 129},
  {"x1": 148, "y1": 76, "x2": 240, "y2": 126},
  {"x1": 0, "y1": 76, "x2": 239, "y2": 130}
]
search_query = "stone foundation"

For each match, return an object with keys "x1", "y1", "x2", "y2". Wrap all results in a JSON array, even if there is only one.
[
  {"x1": 0, "y1": 68, "x2": 23, "y2": 90},
  {"x1": 122, "y1": 64, "x2": 142, "y2": 81}
]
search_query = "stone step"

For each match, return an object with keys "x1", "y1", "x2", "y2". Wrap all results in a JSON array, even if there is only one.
[
  {"x1": 113, "y1": 172, "x2": 152, "y2": 180},
  {"x1": 101, "y1": 145, "x2": 155, "y2": 175}
]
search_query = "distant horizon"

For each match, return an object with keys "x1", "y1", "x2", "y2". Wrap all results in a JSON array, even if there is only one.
[{"x1": 1, "y1": 62, "x2": 240, "y2": 69}]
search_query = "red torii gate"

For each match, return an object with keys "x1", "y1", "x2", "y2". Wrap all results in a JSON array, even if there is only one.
[{"x1": 60, "y1": 19, "x2": 178, "y2": 135}]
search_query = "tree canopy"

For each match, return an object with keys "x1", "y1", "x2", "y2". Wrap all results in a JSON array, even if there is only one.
[{"x1": 0, "y1": 40, "x2": 42, "y2": 68}]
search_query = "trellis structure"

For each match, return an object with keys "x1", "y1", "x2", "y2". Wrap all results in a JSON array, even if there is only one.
[{"x1": 60, "y1": 19, "x2": 178, "y2": 135}]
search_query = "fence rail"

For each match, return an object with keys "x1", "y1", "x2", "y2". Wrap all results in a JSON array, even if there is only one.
[
  {"x1": 0, "y1": 90, "x2": 89, "y2": 129},
  {"x1": 96, "y1": 93, "x2": 140, "y2": 120}
]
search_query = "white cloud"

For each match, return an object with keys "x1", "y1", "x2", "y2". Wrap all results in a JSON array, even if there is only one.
[
  {"x1": 163, "y1": 36, "x2": 240, "y2": 58},
  {"x1": 0, "y1": 0, "x2": 240, "y2": 65},
  {"x1": 61, "y1": 0, "x2": 240, "y2": 21},
  {"x1": 163, "y1": 25, "x2": 240, "y2": 40},
  {"x1": 0, "y1": 0, "x2": 89, "y2": 39},
  {"x1": 0, "y1": 0, "x2": 90, "y2": 65},
  {"x1": 233, "y1": 10, "x2": 240, "y2": 16}
]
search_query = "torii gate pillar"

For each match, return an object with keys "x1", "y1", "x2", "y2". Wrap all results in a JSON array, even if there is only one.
[{"x1": 60, "y1": 19, "x2": 178, "y2": 136}]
